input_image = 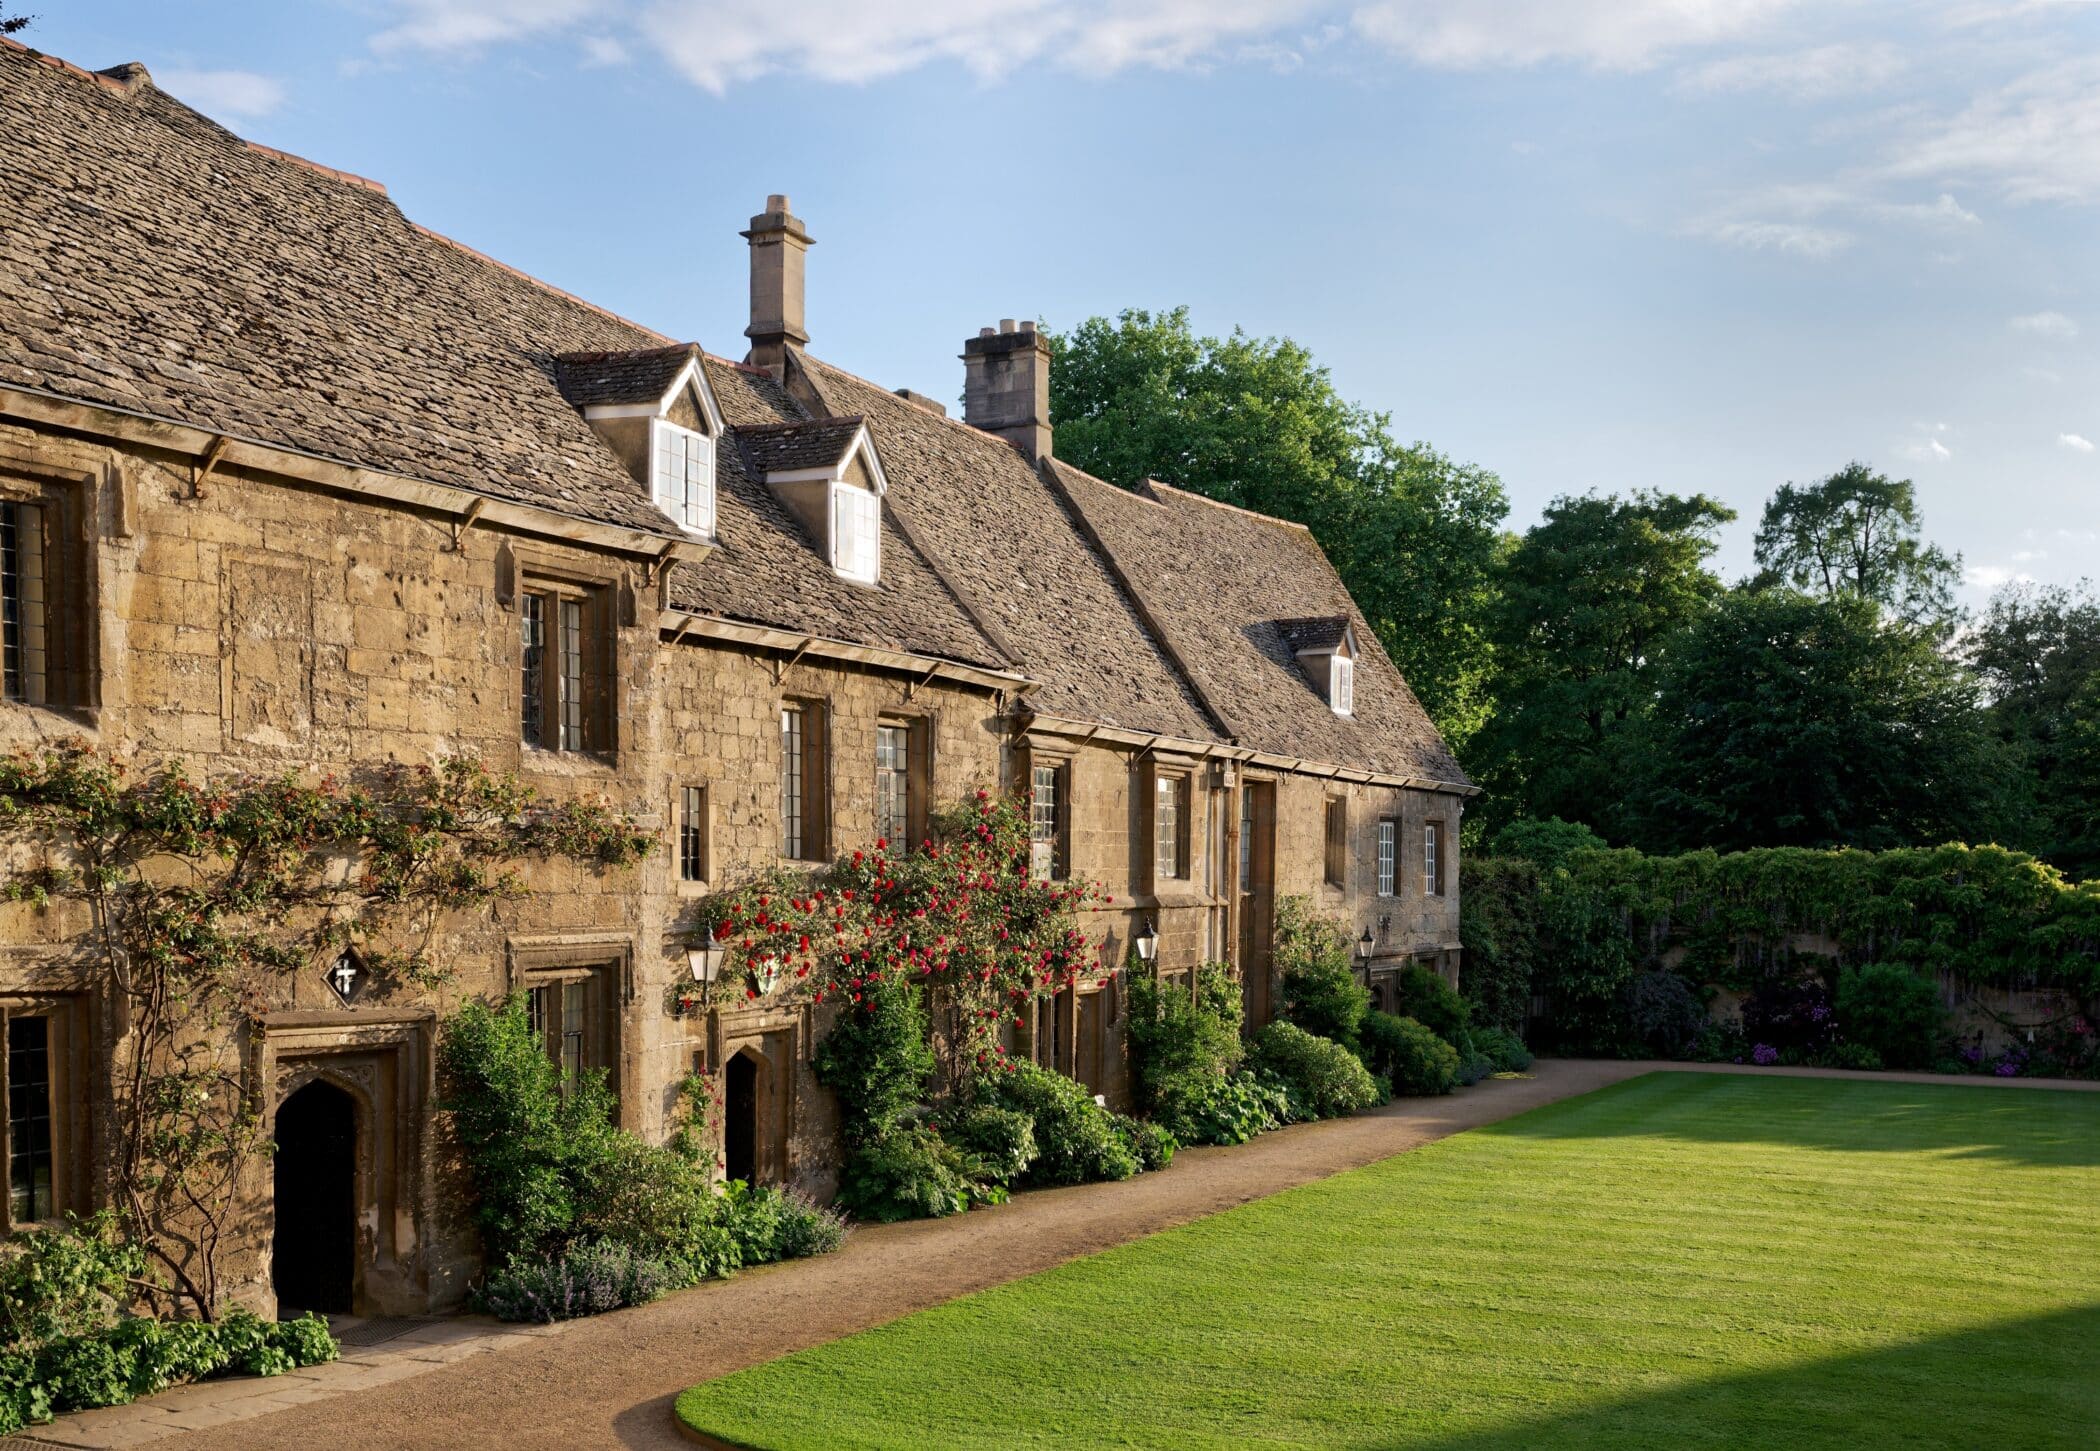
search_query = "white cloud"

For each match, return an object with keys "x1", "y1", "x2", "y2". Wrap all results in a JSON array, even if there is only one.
[
  {"x1": 368, "y1": 0, "x2": 1808, "y2": 83},
  {"x1": 1885, "y1": 57, "x2": 2100, "y2": 203},
  {"x1": 2060, "y1": 432, "x2": 2096, "y2": 452},
  {"x1": 1902, "y1": 422, "x2": 1955, "y2": 462},
  {"x1": 371, "y1": 0, "x2": 582, "y2": 54},
  {"x1": 1676, "y1": 41, "x2": 1906, "y2": 100},
  {"x1": 1347, "y1": 0, "x2": 1799, "y2": 71},
  {"x1": 1964, "y1": 563, "x2": 2032, "y2": 591},
  {"x1": 1873, "y1": 192, "x2": 1979, "y2": 226},
  {"x1": 2010, "y1": 310, "x2": 2080, "y2": 338},
  {"x1": 579, "y1": 35, "x2": 631, "y2": 67},
  {"x1": 157, "y1": 68, "x2": 289, "y2": 120},
  {"x1": 1684, "y1": 217, "x2": 1853, "y2": 258}
]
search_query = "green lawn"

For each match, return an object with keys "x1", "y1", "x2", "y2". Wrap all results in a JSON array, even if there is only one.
[{"x1": 676, "y1": 1073, "x2": 2100, "y2": 1450}]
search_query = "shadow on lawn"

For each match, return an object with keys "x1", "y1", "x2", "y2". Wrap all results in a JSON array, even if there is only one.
[
  {"x1": 1383, "y1": 1302, "x2": 2100, "y2": 1451},
  {"x1": 1485, "y1": 1070, "x2": 2100, "y2": 1169}
]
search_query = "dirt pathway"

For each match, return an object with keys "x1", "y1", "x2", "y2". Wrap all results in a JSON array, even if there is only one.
[{"x1": 164, "y1": 1060, "x2": 1649, "y2": 1451}]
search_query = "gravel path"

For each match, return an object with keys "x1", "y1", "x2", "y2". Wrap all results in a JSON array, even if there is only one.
[{"x1": 166, "y1": 1058, "x2": 2097, "y2": 1451}]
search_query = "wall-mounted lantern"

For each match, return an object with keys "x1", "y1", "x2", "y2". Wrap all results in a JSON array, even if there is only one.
[
  {"x1": 686, "y1": 922, "x2": 729, "y2": 1007},
  {"x1": 1134, "y1": 918, "x2": 1159, "y2": 965}
]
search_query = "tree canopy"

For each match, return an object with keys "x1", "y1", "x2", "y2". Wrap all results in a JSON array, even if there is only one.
[
  {"x1": 1751, "y1": 462, "x2": 1960, "y2": 628},
  {"x1": 1472, "y1": 490, "x2": 1734, "y2": 837},
  {"x1": 1635, "y1": 590, "x2": 2011, "y2": 853}
]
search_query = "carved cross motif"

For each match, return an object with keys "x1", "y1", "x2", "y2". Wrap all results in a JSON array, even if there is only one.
[{"x1": 326, "y1": 949, "x2": 364, "y2": 1007}]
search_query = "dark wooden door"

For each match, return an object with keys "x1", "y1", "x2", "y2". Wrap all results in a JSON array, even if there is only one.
[
  {"x1": 273, "y1": 1080, "x2": 357, "y2": 1315},
  {"x1": 1238, "y1": 782, "x2": 1277, "y2": 1026}
]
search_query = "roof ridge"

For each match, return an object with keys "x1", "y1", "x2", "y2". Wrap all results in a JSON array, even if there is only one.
[
  {"x1": 1141, "y1": 476, "x2": 1316, "y2": 534},
  {"x1": 1045, "y1": 457, "x2": 1170, "y2": 510},
  {"x1": 409, "y1": 224, "x2": 674, "y2": 344},
  {"x1": 732, "y1": 415, "x2": 864, "y2": 436},
  {"x1": 801, "y1": 351, "x2": 1029, "y2": 451},
  {"x1": 1, "y1": 37, "x2": 146, "y2": 97},
  {"x1": 556, "y1": 343, "x2": 694, "y2": 363},
  {"x1": 244, "y1": 140, "x2": 388, "y2": 196}
]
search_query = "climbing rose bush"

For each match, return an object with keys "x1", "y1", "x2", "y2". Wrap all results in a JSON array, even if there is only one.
[{"x1": 703, "y1": 790, "x2": 1112, "y2": 1078}]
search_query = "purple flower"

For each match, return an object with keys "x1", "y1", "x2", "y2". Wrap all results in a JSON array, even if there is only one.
[
  {"x1": 1995, "y1": 1060, "x2": 2020, "y2": 1077},
  {"x1": 1752, "y1": 1043, "x2": 1779, "y2": 1066}
]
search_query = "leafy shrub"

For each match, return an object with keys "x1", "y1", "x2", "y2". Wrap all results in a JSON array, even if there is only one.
[
  {"x1": 813, "y1": 975, "x2": 937, "y2": 1144},
  {"x1": 1125, "y1": 964, "x2": 1243, "y2": 1119},
  {"x1": 1487, "y1": 817, "x2": 1608, "y2": 871},
  {"x1": 1163, "y1": 1071, "x2": 1287, "y2": 1145},
  {"x1": 1360, "y1": 1013, "x2": 1458, "y2": 1097},
  {"x1": 1691, "y1": 1017, "x2": 1748, "y2": 1063},
  {"x1": 1275, "y1": 899, "x2": 1370, "y2": 1053},
  {"x1": 835, "y1": 1123, "x2": 977, "y2": 1222},
  {"x1": 574, "y1": 1134, "x2": 739, "y2": 1281},
  {"x1": 1248, "y1": 1022, "x2": 1382, "y2": 1119},
  {"x1": 477, "y1": 1239, "x2": 683, "y2": 1324},
  {"x1": 438, "y1": 996, "x2": 621, "y2": 1258},
  {"x1": 1469, "y1": 1026, "x2": 1533, "y2": 1072},
  {"x1": 1826, "y1": 1042, "x2": 1885, "y2": 1071},
  {"x1": 1392, "y1": 963, "x2": 1470, "y2": 1046},
  {"x1": 1112, "y1": 1114, "x2": 1177, "y2": 1172},
  {"x1": 940, "y1": 1103, "x2": 1038, "y2": 1189},
  {"x1": 1624, "y1": 970, "x2": 1706, "y2": 1058},
  {"x1": 1835, "y1": 964, "x2": 1944, "y2": 1070},
  {"x1": 981, "y1": 1062, "x2": 1138, "y2": 1187},
  {"x1": 1741, "y1": 976, "x2": 1839, "y2": 1058},
  {"x1": 1452, "y1": 1044, "x2": 1495, "y2": 1087},
  {"x1": 0, "y1": 1310, "x2": 334, "y2": 1429},
  {"x1": 0, "y1": 1212, "x2": 144, "y2": 1350}
]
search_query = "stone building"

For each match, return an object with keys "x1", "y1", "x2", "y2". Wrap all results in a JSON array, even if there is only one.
[{"x1": 0, "y1": 40, "x2": 1474, "y2": 1316}]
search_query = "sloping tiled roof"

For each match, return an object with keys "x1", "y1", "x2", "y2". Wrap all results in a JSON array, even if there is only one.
[
  {"x1": 1046, "y1": 463, "x2": 1471, "y2": 785},
  {"x1": 665, "y1": 365, "x2": 1010, "y2": 670},
  {"x1": 798, "y1": 356, "x2": 1223, "y2": 742},
  {"x1": 1277, "y1": 616, "x2": 1351, "y2": 654},
  {"x1": 736, "y1": 418, "x2": 865, "y2": 477},
  {"x1": 0, "y1": 44, "x2": 683, "y2": 539},
  {"x1": 552, "y1": 347, "x2": 697, "y2": 410}
]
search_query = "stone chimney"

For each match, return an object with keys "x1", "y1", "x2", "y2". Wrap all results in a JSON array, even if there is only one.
[
  {"x1": 742, "y1": 194, "x2": 813, "y2": 378},
  {"x1": 961, "y1": 319, "x2": 1052, "y2": 461}
]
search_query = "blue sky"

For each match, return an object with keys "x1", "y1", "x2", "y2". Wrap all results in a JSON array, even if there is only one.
[{"x1": 29, "y1": 2, "x2": 2100, "y2": 599}]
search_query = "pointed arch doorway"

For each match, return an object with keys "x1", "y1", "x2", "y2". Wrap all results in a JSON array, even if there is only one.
[
  {"x1": 723, "y1": 1050, "x2": 760, "y2": 1186},
  {"x1": 272, "y1": 1078, "x2": 358, "y2": 1315}
]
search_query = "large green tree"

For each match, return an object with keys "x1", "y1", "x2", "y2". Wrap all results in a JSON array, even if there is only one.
[
  {"x1": 1965, "y1": 580, "x2": 2100, "y2": 874},
  {"x1": 1474, "y1": 490, "x2": 1735, "y2": 837},
  {"x1": 1047, "y1": 307, "x2": 1507, "y2": 748},
  {"x1": 1634, "y1": 590, "x2": 2011, "y2": 852},
  {"x1": 1751, "y1": 462, "x2": 1960, "y2": 628}
]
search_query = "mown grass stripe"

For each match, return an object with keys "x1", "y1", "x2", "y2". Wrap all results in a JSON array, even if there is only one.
[{"x1": 677, "y1": 1073, "x2": 2100, "y2": 1451}]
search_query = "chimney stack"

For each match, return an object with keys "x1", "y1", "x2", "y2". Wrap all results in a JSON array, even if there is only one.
[
  {"x1": 961, "y1": 319, "x2": 1052, "y2": 461},
  {"x1": 743, "y1": 194, "x2": 813, "y2": 379}
]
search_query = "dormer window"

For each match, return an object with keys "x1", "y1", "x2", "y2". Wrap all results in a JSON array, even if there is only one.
[
  {"x1": 740, "y1": 415, "x2": 890, "y2": 588},
  {"x1": 1278, "y1": 615, "x2": 1359, "y2": 718},
  {"x1": 553, "y1": 344, "x2": 726, "y2": 542},
  {"x1": 831, "y1": 483, "x2": 880, "y2": 584},
  {"x1": 652, "y1": 420, "x2": 715, "y2": 536}
]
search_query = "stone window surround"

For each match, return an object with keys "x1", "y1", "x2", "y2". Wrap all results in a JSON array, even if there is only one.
[
  {"x1": 873, "y1": 707, "x2": 936, "y2": 852},
  {"x1": 779, "y1": 694, "x2": 834, "y2": 863},
  {"x1": 0, "y1": 450, "x2": 99, "y2": 720},
  {"x1": 675, "y1": 782, "x2": 711, "y2": 894},
  {"x1": 502, "y1": 544, "x2": 628, "y2": 763},
  {"x1": 506, "y1": 933, "x2": 636, "y2": 1127},
  {"x1": 1015, "y1": 735, "x2": 1074, "y2": 884}
]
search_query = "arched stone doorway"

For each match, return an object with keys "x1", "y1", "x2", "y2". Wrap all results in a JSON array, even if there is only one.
[
  {"x1": 723, "y1": 1050, "x2": 761, "y2": 1185},
  {"x1": 273, "y1": 1078, "x2": 358, "y2": 1315}
]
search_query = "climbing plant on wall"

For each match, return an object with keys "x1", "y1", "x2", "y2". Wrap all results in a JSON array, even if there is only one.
[
  {"x1": 700, "y1": 789, "x2": 1111, "y2": 1084},
  {"x1": 0, "y1": 744, "x2": 651, "y2": 1318}
]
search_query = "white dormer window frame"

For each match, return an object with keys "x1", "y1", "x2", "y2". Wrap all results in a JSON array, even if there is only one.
[
  {"x1": 763, "y1": 422, "x2": 889, "y2": 587},
  {"x1": 1331, "y1": 653, "x2": 1354, "y2": 717},
  {"x1": 581, "y1": 354, "x2": 725, "y2": 541},
  {"x1": 651, "y1": 418, "x2": 715, "y2": 538},
  {"x1": 831, "y1": 481, "x2": 880, "y2": 584}
]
